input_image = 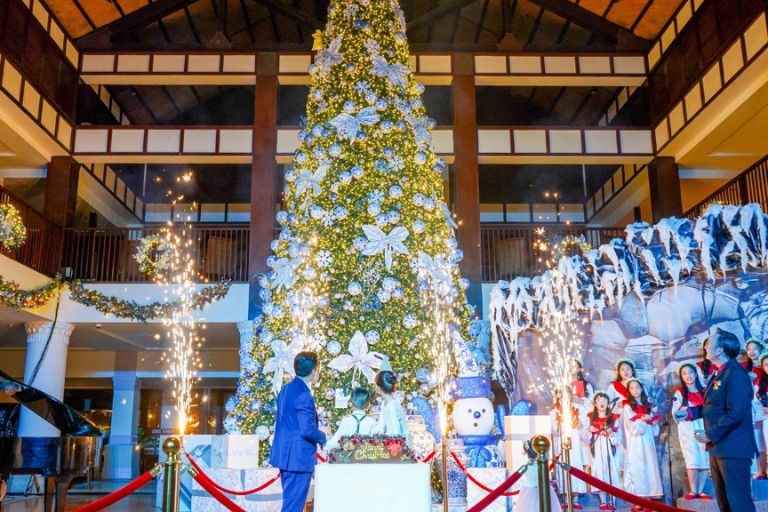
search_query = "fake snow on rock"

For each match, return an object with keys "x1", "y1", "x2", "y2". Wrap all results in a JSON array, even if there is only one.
[{"x1": 489, "y1": 203, "x2": 768, "y2": 401}]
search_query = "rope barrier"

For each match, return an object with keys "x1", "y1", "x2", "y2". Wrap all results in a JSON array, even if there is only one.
[
  {"x1": 190, "y1": 468, "x2": 247, "y2": 512},
  {"x1": 184, "y1": 450, "x2": 281, "y2": 496},
  {"x1": 450, "y1": 452, "x2": 519, "y2": 497},
  {"x1": 316, "y1": 452, "x2": 327, "y2": 463},
  {"x1": 466, "y1": 462, "x2": 530, "y2": 512},
  {"x1": 72, "y1": 465, "x2": 161, "y2": 512},
  {"x1": 420, "y1": 450, "x2": 437, "y2": 463},
  {"x1": 560, "y1": 463, "x2": 694, "y2": 512}
]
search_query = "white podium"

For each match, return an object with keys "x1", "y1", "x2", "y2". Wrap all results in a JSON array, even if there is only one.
[{"x1": 314, "y1": 463, "x2": 431, "y2": 512}]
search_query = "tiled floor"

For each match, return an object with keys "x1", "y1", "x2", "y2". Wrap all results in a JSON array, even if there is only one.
[{"x1": 1, "y1": 480, "x2": 159, "y2": 512}]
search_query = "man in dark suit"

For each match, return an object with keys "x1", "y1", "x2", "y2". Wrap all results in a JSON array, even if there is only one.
[
  {"x1": 269, "y1": 351, "x2": 327, "y2": 512},
  {"x1": 694, "y1": 329, "x2": 757, "y2": 512}
]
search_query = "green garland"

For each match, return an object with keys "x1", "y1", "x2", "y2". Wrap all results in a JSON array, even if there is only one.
[
  {"x1": 68, "y1": 279, "x2": 232, "y2": 322},
  {"x1": 0, "y1": 274, "x2": 63, "y2": 310},
  {"x1": 0, "y1": 204, "x2": 27, "y2": 252}
]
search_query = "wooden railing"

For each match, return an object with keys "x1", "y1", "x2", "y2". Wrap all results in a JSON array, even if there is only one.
[
  {"x1": 62, "y1": 226, "x2": 251, "y2": 282},
  {"x1": 0, "y1": 185, "x2": 63, "y2": 277},
  {"x1": 684, "y1": 155, "x2": 768, "y2": 219},
  {"x1": 481, "y1": 224, "x2": 625, "y2": 282}
]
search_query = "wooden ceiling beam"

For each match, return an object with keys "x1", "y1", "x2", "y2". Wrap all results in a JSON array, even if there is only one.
[
  {"x1": 526, "y1": 0, "x2": 649, "y2": 50},
  {"x1": 252, "y1": 0, "x2": 323, "y2": 29},
  {"x1": 407, "y1": 0, "x2": 478, "y2": 32},
  {"x1": 76, "y1": 0, "x2": 201, "y2": 49}
]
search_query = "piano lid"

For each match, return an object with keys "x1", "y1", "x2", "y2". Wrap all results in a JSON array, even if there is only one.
[{"x1": 0, "y1": 370, "x2": 102, "y2": 437}]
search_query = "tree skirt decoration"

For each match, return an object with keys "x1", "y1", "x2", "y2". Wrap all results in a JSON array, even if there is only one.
[
  {"x1": 489, "y1": 202, "x2": 768, "y2": 401},
  {"x1": 0, "y1": 274, "x2": 63, "y2": 310},
  {"x1": 0, "y1": 204, "x2": 27, "y2": 252},
  {"x1": 227, "y1": 0, "x2": 474, "y2": 463},
  {"x1": 68, "y1": 279, "x2": 231, "y2": 322},
  {"x1": 134, "y1": 233, "x2": 175, "y2": 275}
]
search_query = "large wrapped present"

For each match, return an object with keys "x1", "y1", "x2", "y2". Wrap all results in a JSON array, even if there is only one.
[
  {"x1": 211, "y1": 434, "x2": 260, "y2": 469},
  {"x1": 466, "y1": 467, "x2": 511, "y2": 512},
  {"x1": 504, "y1": 415, "x2": 552, "y2": 472},
  {"x1": 243, "y1": 467, "x2": 284, "y2": 511}
]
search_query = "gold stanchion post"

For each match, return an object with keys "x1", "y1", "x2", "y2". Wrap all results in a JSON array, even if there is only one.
[
  {"x1": 532, "y1": 435, "x2": 551, "y2": 512},
  {"x1": 441, "y1": 435, "x2": 449, "y2": 512},
  {"x1": 562, "y1": 437, "x2": 574, "y2": 512},
  {"x1": 162, "y1": 437, "x2": 182, "y2": 512}
]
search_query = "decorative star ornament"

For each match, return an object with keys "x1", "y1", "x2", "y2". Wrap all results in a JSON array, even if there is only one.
[
  {"x1": 361, "y1": 225, "x2": 410, "y2": 271},
  {"x1": 327, "y1": 331, "x2": 384, "y2": 384},
  {"x1": 263, "y1": 338, "x2": 304, "y2": 394}
]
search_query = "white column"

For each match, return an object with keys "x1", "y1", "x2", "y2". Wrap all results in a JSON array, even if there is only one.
[
  {"x1": 237, "y1": 320, "x2": 255, "y2": 374},
  {"x1": 18, "y1": 321, "x2": 74, "y2": 437},
  {"x1": 102, "y1": 371, "x2": 140, "y2": 479}
]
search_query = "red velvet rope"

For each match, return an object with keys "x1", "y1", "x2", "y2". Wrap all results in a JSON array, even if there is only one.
[
  {"x1": 466, "y1": 464, "x2": 527, "y2": 512},
  {"x1": 184, "y1": 451, "x2": 280, "y2": 495},
  {"x1": 192, "y1": 471, "x2": 247, "y2": 512},
  {"x1": 421, "y1": 450, "x2": 437, "y2": 463},
  {"x1": 72, "y1": 469, "x2": 156, "y2": 512},
  {"x1": 563, "y1": 464, "x2": 693, "y2": 512},
  {"x1": 316, "y1": 452, "x2": 327, "y2": 463},
  {"x1": 450, "y1": 452, "x2": 519, "y2": 497}
]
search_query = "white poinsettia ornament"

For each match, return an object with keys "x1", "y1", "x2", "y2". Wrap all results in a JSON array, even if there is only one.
[
  {"x1": 328, "y1": 330, "x2": 384, "y2": 384},
  {"x1": 361, "y1": 225, "x2": 409, "y2": 271},
  {"x1": 294, "y1": 163, "x2": 328, "y2": 198},
  {"x1": 263, "y1": 338, "x2": 304, "y2": 394}
]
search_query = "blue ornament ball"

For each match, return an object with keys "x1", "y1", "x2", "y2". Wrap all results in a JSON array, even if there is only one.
[{"x1": 511, "y1": 399, "x2": 536, "y2": 416}]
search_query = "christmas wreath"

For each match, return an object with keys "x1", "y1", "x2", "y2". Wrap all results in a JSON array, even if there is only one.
[
  {"x1": 0, "y1": 204, "x2": 27, "y2": 252},
  {"x1": 134, "y1": 234, "x2": 175, "y2": 275}
]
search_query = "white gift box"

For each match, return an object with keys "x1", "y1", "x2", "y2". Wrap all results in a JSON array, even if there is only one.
[
  {"x1": 211, "y1": 434, "x2": 260, "y2": 469},
  {"x1": 466, "y1": 468, "x2": 511, "y2": 512},
  {"x1": 504, "y1": 415, "x2": 552, "y2": 472},
  {"x1": 191, "y1": 467, "x2": 243, "y2": 493},
  {"x1": 243, "y1": 467, "x2": 284, "y2": 510}
]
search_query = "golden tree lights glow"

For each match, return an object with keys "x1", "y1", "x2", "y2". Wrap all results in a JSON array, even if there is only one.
[{"x1": 228, "y1": 0, "x2": 473, "y2": 460}]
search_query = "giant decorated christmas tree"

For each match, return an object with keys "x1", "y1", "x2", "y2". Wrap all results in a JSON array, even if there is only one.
[{"x1": 227, "y1": 0, "x2": 474, "y2": 456}]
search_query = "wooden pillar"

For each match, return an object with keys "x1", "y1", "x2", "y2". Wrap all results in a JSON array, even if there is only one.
[
  {"x1": 249, "y1": 53, "x2": 278, "y2": 282},
  {"x1": 452, "y1": 54, "x2": 482, "y2": 308},
  {"x1": 647, "y1": 156, "x2": 682, "y2": 223},
  {"x1": 44, "y1": 156, "x2": 79, "y2": 227}
]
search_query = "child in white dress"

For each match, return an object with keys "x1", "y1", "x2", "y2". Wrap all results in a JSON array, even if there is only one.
[
  {"x1": 325, "y1": 387, "x2": 377, "y2": 451},
  {"x1": 513, "y1": 440, "x2": 563, "y2": 512},
  {"x1": 581, "y1": 391, "x2": 620, "y2": 511},
  {"x1": 671, "y1": 363, "x2": 711, "y2": 500},
  {"x1": 607, "y1": 358, "x2": 635, "y2": 476},
  {"x1": 622, "y1": 379, "x2": 663, "y2": 509},
  {"x1": 374, "y1": 365, "x2": 412, "y2": 447}
]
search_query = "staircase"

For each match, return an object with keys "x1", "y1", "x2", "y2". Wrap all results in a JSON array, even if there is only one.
[{"x1": 684, "y1": 154, "x2": 768, "y2": 219}]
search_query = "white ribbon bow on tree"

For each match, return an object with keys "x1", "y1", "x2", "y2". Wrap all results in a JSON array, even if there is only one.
[
  {"x1": 327, "y1": 331, "x2": 384, "y2": 384},
  {"x1": 270, "y1": 257, "x2": 298, "y2": 291},
  {"x1": 361, "y1": 225, "x2": 410, "y2": 271},
  {"x1": 294, "y1": 163, "x2": 328, "y2": 198},
  {"x1": 371, "y1": 54, "x2": 410, "y2": 88},
  {"x1": 330, "y1": 107, "x2": 380, "y2": 141}
]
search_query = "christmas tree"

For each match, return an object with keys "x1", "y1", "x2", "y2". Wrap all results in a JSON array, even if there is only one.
[{"x1": 226, "y1": 0, "x2": 474, "y2": 458}]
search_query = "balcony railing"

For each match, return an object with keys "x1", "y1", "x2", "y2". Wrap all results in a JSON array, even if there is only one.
[
  {"x1": 481, "y1": 224, "x2": 625, "y2": 282},
  {"x1": 684, "y1": 154, "x2": 768, "y2": 219},
  {"x1": 0, "y1": 185, "x2": 63, "y2": 277},
  {"x1": 63, "y1": 226, "x2": 251, "y2": 282}
]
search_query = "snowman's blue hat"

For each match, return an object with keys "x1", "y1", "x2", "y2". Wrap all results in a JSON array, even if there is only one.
[{"x1": 450, "y1": 376, "x2": 492, "y2": 400}]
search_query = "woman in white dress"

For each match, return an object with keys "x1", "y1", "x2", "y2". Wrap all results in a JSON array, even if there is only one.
[
  {"x1": 606, "y1": 358, "x2": 635, "y2": 477},
  {"x1": 325, "y1": 387, "x2": 377, "y2": 451},
  {"x1": 571, "y1": 360, "x2": 595, "y2": 472},
  {"x1": 671, "y1": 363, "x2": 710, "y2": 500},
  {"x1": 581, "y1": 392, "x2": 620, "y2": 511},
  {"x1": 374, "y1": 368, "x2": 412, "y2": 446},
  {"x1": 622, "y1": 379, "x2": 663, "y2": 510}
]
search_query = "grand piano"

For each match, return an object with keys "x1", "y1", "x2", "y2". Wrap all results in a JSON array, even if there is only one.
[{"x1": 0, "y1": 369, "x2": 103, "y2": 511}]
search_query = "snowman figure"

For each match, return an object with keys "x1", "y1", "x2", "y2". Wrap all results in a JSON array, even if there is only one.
[{"x1": 450, "y1": 330, "x2": 505, "y2": 468}]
